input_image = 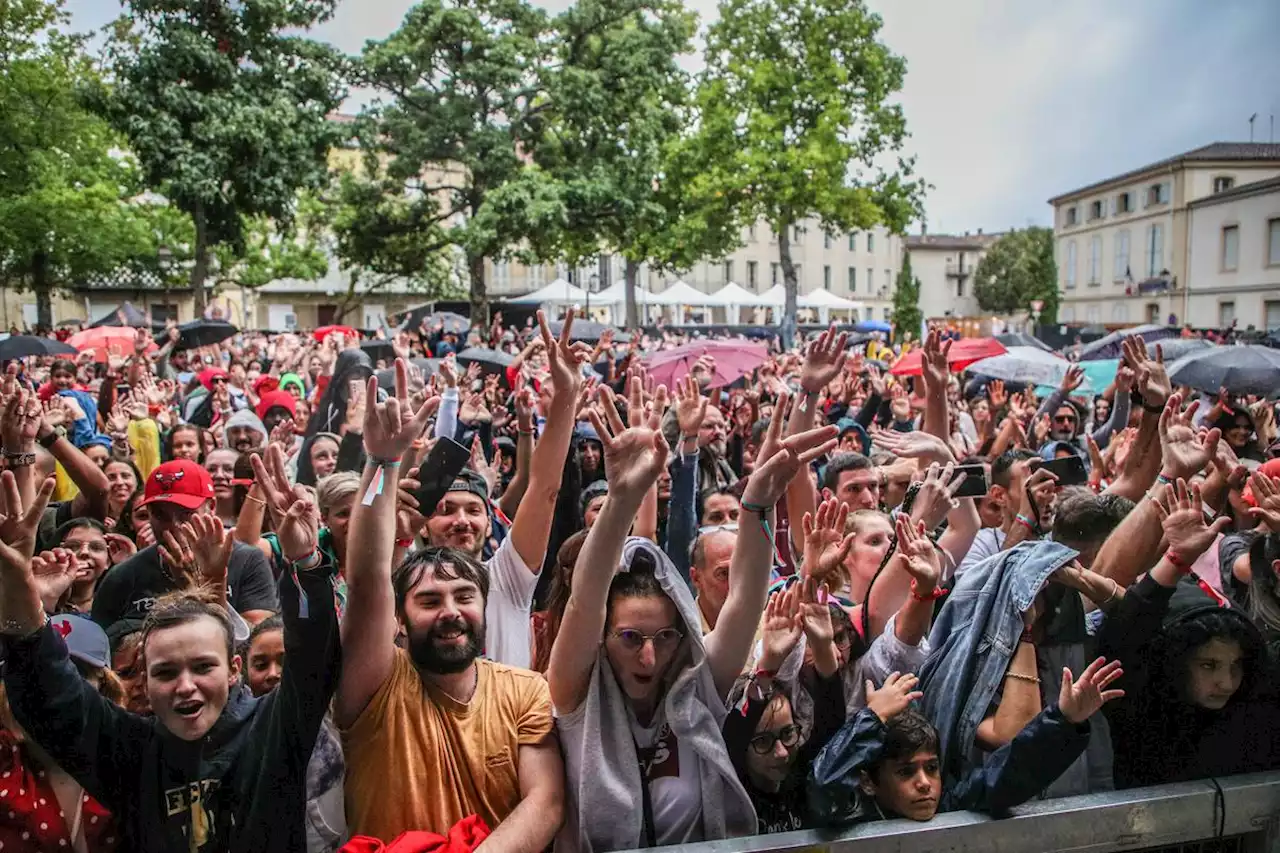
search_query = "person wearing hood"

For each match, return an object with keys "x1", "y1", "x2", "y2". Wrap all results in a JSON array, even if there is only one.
[
  {"x1": 1033, "y1": 364, "x2": 1131, "y2": 453},
  {"x1": 307, "y1": 349, "x2": 373, "y2": 437},
  {"x1": 547, "y1": 385, "x2": 836, "y2": 852},
  {"x1": 184, "y1": 368, "x2": 249, "y2": 428},
  {"x1": 0, "y1": 470, "x2": 340, "y2": 852},
  {"x1": 224, "y1": 409, "x2": 268, "y2": 456},
  {"x1": 1097, "y1": 478, "x2": 1280, "y2": 789},
  {"x1": 255, "y1": 389, "x2": 298, "y2": 435}
]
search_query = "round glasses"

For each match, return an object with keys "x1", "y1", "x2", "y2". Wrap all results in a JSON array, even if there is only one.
[
  {"x1": 607, "y1": 628, "x2": 684, "y2": 653},
  {"x1": 750, "y1": 723, "x2": 804, "y2": 754}
]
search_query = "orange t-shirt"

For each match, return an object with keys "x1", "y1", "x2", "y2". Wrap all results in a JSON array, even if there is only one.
[{"x1": 341, "y1": 649, "x2": 554, "y2": 841}]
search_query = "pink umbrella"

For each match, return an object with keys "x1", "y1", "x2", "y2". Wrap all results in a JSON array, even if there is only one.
[{"x1": 642, "y1": 339, "x2": 770, "y2": 389}]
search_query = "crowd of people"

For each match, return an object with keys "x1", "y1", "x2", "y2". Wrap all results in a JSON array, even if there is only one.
[{"x1": 0, "y1": 311, "x2": 1278, "y2": 853}]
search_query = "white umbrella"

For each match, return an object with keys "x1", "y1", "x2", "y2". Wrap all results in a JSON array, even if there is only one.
[
  {"x1": 966, "y1": 346, "x2": 1072, "y2": 386},
  {"x1": 646, "y1": 280, "x2": 715, "y2": 306},
  {"x1": 704, "y1": 282, "x2": 768, "y2": 306},
  {"x1": 508, "y1": 278, "x2": 589, "y2": 305}
]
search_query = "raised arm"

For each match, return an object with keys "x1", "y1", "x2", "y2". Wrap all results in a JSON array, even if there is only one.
[
  {"x1": 332, "y1": 360, "x2": 435, "y2": 728},
  {"x1": 547, "y1": 380, "x2": 669, "y2": 714},
  {"x1": 784, "y1": 327, "x2": 847, "y2": 546},
  {"x1": 507, "y1": 310, "x2": 586, "y2": 573},
  {"x1": 707, "y1": 405, "x2": 837, "y2": 700},
  {"x1": 497, "y1": 386, "x2": 537, "y2": 520}
]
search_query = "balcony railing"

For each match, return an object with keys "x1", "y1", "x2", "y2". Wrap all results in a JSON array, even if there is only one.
[
  {"x1": 945, "y1": 263, "x2": 971, "y2": 278},
  {"x1": 619, "y1": 771, "x2": 1280, "y2": 853}
]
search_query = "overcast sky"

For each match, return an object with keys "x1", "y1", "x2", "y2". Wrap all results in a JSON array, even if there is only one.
[{"x1": 66, "y1": 0, "x2": 1280, "y2": 236}]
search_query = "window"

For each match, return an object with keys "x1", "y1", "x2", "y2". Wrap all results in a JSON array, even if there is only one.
[
  {"x1": 1065, "y1": 206, "x2": 1078, "y2": 226},
  {"x1": 771, "y1": 263, "x2": 779, "y2": 286},
  {"x1": 1114, "y1": 230, "x2": 1131, "y2": 281},
  {"x1": 793, "y1": 225, "x2": 804, "y2": 244},
  {"x1": 1086, "y1": 305, "x2": 1101, "y2": 324},
  {"x1": 1269, "y1": 218, "x2": 1280, "y2": 266},
  {"x1": 747, "y1": 261, "x2": 758, "y2": 289},
  {"x1": 866, "y1": 268, "x2": 873, "y2": 294},
  {"x1": 1111, "y1": 302, "x2": 1128, "y2": 323},
  {"x1": 528, "y1": 265, "x2": 545, "y2": 288},
  {"x1": 823, "y1": 265, "x2": 832, "y2": 289},
  {"x1": 848, "y1": 233, "x2": 857, "y2": 251},
  {"x1": 1065, "y1": 241, "x2": 1078, "y2": 288},
  {"x1": 1089, "y1": 236, "x2": 1102, "y2": 284},
  {"x1": 151, "y1": 303, "x2": 178, "y2": 324},
  {"x1": 1146, "y1": 225, "x2": 1164, "y2": 276},
  {"x1": 748, "y1": 224, "x2": 757, "y2": 242},
  {"x1": 1060, "y1": 306, "x2": 1075, "y2": 323},
  {"x1": 957, "y1": 279, "x2": 965, "y2": 298},
  {"x1": 884, "y1": 269, "x2": 891, "y2": 291},
  {"x1": 1213, "y1": 176, "x2": 1235, "y2": 194},
  {"x1": 847, "y1": 267, "x2": 857, "y2": 292},
  {"x1": 1089, "y1": 200, "x2": 1104, "y2": 220},
  {"x1": 882, "y1": 307, "x2": 891, "y2": 321},
  {"x1": 1116, "y1": 192, "x2": 1132, "y2": 214},
  {"x1": 1219, "y1": 301, "x2": 1236, "y2": 328},
  {"x1": 1146, "y1": 182, "x2": 1170, "y2": 206},
  {"x1": 867, "y1": 233, "x2": 875, "y2": 252},
  {"x1": 1266, "y1": 299, "x2": 1280, "y2": 331},
  {"x1": 723, "y1": 260, "x2": 734, "y2": 282},
  {"x1": 794, "y1": 264, "x2": 802, "y2": 284},
  {"x1": 824, "y1": 232, "x2": 832, "y2": 250},
  {"x1": 1221, "y1": 225, "x2": 1239, "y2": 271}
]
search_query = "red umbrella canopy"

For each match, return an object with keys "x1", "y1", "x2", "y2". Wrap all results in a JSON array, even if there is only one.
[
  {"x1": 313, "y1": 325, "x2": 360, "y2": 343},
  {"x1": 889, "y1": 337, "x2": 1007, "y2": 376},
  {"x1": 643, "y1": 339, "x2": 770, "y2": 389},
  {"x1": 67, "y1": 327, "x2": 157, "y2": 363}
]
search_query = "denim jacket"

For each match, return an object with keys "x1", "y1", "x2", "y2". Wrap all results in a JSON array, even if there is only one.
[{"x1": 919, "y1": 540, "x2": 1079, "y2": 787}]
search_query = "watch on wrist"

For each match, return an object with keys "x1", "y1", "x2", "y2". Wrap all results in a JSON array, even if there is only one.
[{"x1": 38, "y1": 426, "x2": 65, "y2": 449}]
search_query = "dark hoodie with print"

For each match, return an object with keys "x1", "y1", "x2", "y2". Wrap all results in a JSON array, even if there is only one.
[{"x1": 2, "y1": 559, "x2": 340, "y2": 852}]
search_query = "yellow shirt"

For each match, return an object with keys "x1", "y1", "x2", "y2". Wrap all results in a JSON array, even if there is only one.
[{"x1": 341, "y1": 649, "x2": 554, "y2": 841}]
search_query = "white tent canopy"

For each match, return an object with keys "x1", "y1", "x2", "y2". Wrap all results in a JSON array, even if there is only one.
[
  {"x1": 799, "y1": 289, "x2": 860, "y2": 310},
  {"x1": 508, "y1": 278, "x2": 588, "y2": 305},
  {"x1": 646, "y1": 280, "x2": 715, "y2": 306},
  {"x1": 756, "y1": 284, "x2": 787, "y2": 306},
  {"x1": 704, "y1": 282, "x2": 768, "y2": 306},
  {"x1": 591, "y1": 280, "x2": 654, "y2": 306}
]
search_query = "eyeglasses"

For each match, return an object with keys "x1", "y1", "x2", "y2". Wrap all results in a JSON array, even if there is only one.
[
  {"x1": 1053, "y1": 415, "x2": 1077, "y2": 423},
  {"x1": 749, "y1": 723, "x2": 804, "y2": 754},
  {"x1": 607, "y1": 627, "x2": 684, "y2": 652}
]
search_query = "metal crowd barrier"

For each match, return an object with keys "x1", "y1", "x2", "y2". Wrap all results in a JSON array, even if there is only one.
[{"x1": 622, "y1": 772, "x2": 1280, "y2": 853}]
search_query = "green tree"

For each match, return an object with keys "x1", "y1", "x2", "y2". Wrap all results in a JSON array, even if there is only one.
[
  {"x1": 86, "y1": 0, "x2": 346, "y2": 316},
  {"x1": 0, "y1": 0, "x2": 155, "y2": 328},
  {"x1": 692, "y1": 0, "x2": 926, "y2": 347},
  {"x1": 973, "y1": 227, "x2": 1059, "y2": 325},
  {"x1": 890, "y1": 251, "x2": 922, "y2": 345}
]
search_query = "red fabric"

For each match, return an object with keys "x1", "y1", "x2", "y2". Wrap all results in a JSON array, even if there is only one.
[
  {"x1": 889, "y1": 337, "x2": 1008, "y2": 376},
  {"x1": 339, "y1": 815, "x2": 491, "y2": 853},
  {"x1": 197, "y1": 367, "x2": 229, "y2": 391},
  {"x1": 1242, "y1": 459, "x2": 1280, "y2": 507},
  {"x1": 314, "y1": 325, "x2": 360, "y2": 343},
  {"x1": 66, "y1": 327, "x2": 156, "y2": 363},
  {"x1": 0, "y1": 730, "x2": 118, "y2": 852},
  {"x1": 255, "y1": 390, "x2": 297, "y2": 422},
  {"x1": 252, "y1": 374, "x2": 280, "y2": 396}
]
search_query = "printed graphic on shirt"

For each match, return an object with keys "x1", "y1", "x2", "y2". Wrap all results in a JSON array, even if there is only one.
[
  {"x1": 638, "y1": 724, "x2": 680, "y2": 781},
  {"x1": 165, "y1": 778, "x2": 221, "y2": 849}
]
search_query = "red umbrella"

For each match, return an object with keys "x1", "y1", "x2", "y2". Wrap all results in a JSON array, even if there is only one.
[
  {"x1": 643, "y1": 339, "x2": 770, "y2": 389},
  {"x1": 314, "y1": 325, "x2": 360, "y2": 343},
  {"x1": 889, "y1": 337, "x2": 1007, "y2": 376},
  {"x1": 67, "y1": 327, "x2": 156, "y2": 363}
]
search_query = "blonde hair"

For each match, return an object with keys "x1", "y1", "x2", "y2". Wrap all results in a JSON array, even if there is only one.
[{"x1": 316, "y1": 471, "x2": 361, "y2": 516}]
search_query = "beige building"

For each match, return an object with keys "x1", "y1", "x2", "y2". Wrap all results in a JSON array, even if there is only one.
[
  {"x1": 903, "y1": 231, "x2": 1001, "y2": 323},
  {"x1": 1049, "y1": 142, "x2": 1280, "y2": 328},
  {"x1": 1185, "y1": 176, "x2": 1280, "y2": 331}
]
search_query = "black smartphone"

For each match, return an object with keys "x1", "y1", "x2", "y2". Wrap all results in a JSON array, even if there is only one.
[
  {"x1": 950, "y1": 462, "x2": 989, "y2": 498},
  {"x1": 1041, "y1": 454, "x2": 1088, "y2": 487},
  {"x1": 413, "y1": 437, "x2": 474, "y2": 513}
]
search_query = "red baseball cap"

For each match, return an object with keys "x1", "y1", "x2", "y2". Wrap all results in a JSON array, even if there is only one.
[{"x1": 140, "y1": 459, "x2": 215, "y2": 511}]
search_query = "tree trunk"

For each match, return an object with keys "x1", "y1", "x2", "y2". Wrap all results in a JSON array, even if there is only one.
[
  {"x1": 33, "y1": 251, "x2": 53, "y2": 330},
  {"x1": 778, "y1": 222, "x2": 798, "y2": 350},
  {"x1": 624, "y1": 257, "x2": 640, "y2": 330},
  {"x1": 190, "y1": 202, "x2": 210, "y2": 319},
  {"x1": 332, "y1": 270, "x2": 360, "y2": 325},
  {"x1": 468, "y1": 253, "x2": 489, "y2": 329}
]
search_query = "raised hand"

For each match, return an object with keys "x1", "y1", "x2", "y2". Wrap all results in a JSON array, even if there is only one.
[
  {"x1": 920, "y1": 327, "x2": 952, "y2": 392},
  {"x1": 514, "y1": 386, "x2": 536, "y2": 432},
  {"x1": 31, "y1": 548, "x2": 77, "y2": 614},
  {"x1": 1122, "y1": 336, "x2": 1171, "y2": 409},
  {"x1": 987, "y1": 379, "x2": 1007, "y2": 409},
  {"x1": 674, "y1": 374, "x2": 709, "y2": 438},
  {"x1": 800, "y1": 324, "x2": 849, "y2": 394},
  {"x1": 896, "y1": 514, "x2": 941, "y2": 596},
  {"x1": 759, "y1": 586, "x2": 804, "y2": 671},
  {"x1": 251, "y1": 444, "x2": 321, "y2": 562},
  {"x1": 587, "y1": 379, "x2": 670, "y2": 503},
  {"x1": 910, "y1": 462, "x2": 965, "y2": 531},
  {"x1": 801, "y1": 498, "x2": 855, "y2": 584},
  {"x1": 0, "y1": 472, "x2": 56, "y2": 605},
  {"x1": 158, "y1": 526, "x2": 197, "y2": 586},
  {"x1": 180, "y1": 512, "x2": 234, "y2": 591},
  {"x1": 744, "y1": 409, "x2": 838, "y2": 512},
  {"x1": 1159, "y1": 394, "x2": 1219, "y2": 481},
  {"x1": 1247, "y1": 472, "x2": 1280, "y2": 532},
  {"x1": 539, "y1": 308, "x2": 586, "y2": 405},
  {"x1": 1019, "y1": 464, "x2": 1059, "y2": 528},
  {"x1": 106, "y1": 404, "x2": 130, "y2": 437},
  {"x1": 1060, "y1": 364, "x2": 1085, "y2": 394},
  {"x1": 866, "y1": 672, "x2": 923, "y2": 723},
  {"x1": 105, "y1": 532, "x2": 137, "y2": 565},
  {"x1": 872, "y1": 429, "x2": 955, "y2": 465},
  {"x1": 797, "y1": 575, "x2": 835, "y2": 646},
  {"x1": 1152, "y1": 478, "x2": 1231, "y2": 562},
  {"x1": 362, "y1": 358, "x2": 437, "y2": 464},
  {"x1": 1051, "y1": 561, "x2": 1121, "y2": 608},
  {"x1": 269, "y1": 417, "x2": 297, "y2": 450},
  {"x1": 1059, "y1": 658, "x2": 1125, "y2": 724},
  {"x1": 470, "y1": 434, "x2": 499, "y2": 497}
]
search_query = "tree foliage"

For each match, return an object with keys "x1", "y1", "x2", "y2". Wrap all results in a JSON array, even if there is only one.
[
  {"x1": 0, "y1": 0, "x2": 155, "y2": 327},
  {"x1": 86, "y1": 0, "x2": 346, "y2": 314},
  {"x1": 890, "y1": 251, "x2": 922, "y2": 345},
  {"x1": 691, "y1": 0, "x2": 927, "y2": 346},
  {"x1": 973, "y1": 227, "x2": 1059, "y2": 325}
]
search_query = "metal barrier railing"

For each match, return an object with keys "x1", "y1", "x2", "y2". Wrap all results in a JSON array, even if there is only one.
[{"x1": 621, "y1": 772, "x2": 1280, "y2": 853}]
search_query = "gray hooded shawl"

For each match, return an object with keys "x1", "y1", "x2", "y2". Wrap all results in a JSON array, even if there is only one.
[{"x1": 553, "y1": 537, "x2": 757, "y2": 853}]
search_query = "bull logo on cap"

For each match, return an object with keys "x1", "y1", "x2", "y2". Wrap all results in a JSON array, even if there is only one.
[{"x1": 154, "y1": 469, "x2": 186, "y2": 492}]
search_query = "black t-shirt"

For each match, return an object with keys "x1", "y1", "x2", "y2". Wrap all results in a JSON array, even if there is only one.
[{"x1": 90, "y1": 541, "x2": 279, "y2": 632}]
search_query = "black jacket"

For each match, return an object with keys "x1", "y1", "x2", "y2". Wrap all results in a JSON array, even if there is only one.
[
  {"x1": 808, "y1": 705, "x2": 1091, "y2": 826},
  {"x1": 4, "y1": 559, "x2": 340, "y2": 852}
]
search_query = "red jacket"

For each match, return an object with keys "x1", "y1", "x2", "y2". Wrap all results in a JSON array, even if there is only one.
[{"x1": 340, "y1": 816, "x2": 491, "y2": 853}]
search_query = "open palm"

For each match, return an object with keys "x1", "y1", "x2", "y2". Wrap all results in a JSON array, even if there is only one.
[
  {"x1": 1153, "y1": 478, "x2": 1230, "y2": 561},
  {"x1": 801, "y1": 499, "x2": 854, "y2": 582}
]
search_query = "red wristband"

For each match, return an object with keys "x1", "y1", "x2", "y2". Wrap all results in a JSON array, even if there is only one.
[
  {"x1": 395, "y1": 538, "x2": 414, "y2": 549},
  {"x1": 1166, "y1": 550, "x2": 1194, "y2": 573},
  {"x1": 910, "y1": 581, "x2": 946, "y2": 602},
  {"x1": 148, "y1": 404, "x2": 162, "y2": 416},
  {"x1": 752, "y1": 667, "x2": 777, "y2": 680}
]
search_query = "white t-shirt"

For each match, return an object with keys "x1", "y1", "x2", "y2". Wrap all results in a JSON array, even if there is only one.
[
  {"x1": 629, "y1": 711, "x2": 704, "y2": 846},
  {"x1": 955, "y1": 526, "x2": 1007, "y2": 577},
  {"x1": 483, "y1": 536, "x2": 540, "y2": 669}
]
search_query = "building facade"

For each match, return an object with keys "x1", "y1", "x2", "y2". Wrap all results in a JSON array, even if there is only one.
[
  {"x1": 903, "y1": 231, "x2": 1001, "y2": 323},
  {"x1": 1185, "y1": 176, "x2": 1280, "y2": 332},
  {"x1": 1049, "y1": 142, "x2": 1280, "y2": 329}
]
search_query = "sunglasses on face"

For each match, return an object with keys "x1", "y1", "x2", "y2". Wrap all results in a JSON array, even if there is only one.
[
  {"x1": 1053, "y1": 415, "x2": 1077, "y2": 423},
  {"x1": 750, "y1": 723, "x2": 804, "y2": 754},
  {"x1": 607, "y1": 627, "x2": 684, "y2": 653}
]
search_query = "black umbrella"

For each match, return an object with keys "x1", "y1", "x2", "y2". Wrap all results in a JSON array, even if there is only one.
[
  {"x1": 547, "y1": 320, "x2": 630, "y2": 343},
  {"x1": 171, "y1": 319, "x2": 238, "y2": 350},
  {"x1": 87, "y1": 301, "x2": 150, "y2": 329},
  {"x1": 456, "y1": 347, "x2": 515, "y2": 378},
  {"x1": 1077, "y1": 324, "x2": 1179, "y2": 361},
  {"x1": 360, "y1": 339, "x2": 397, "y2": 362},
  {"x1": 375, "y1": 358, "x2": 441, "y2": 391},
  {"x1": 0, "y1": 335, "x2": 79, "y2": 360},
  {"x1": 995, "y1": 332, "x2": 1054, "y2": 353},
  {"x1": 1148, "y1": 336, "x2": 1215, "y2": 363},
  {"x1": 1168, "y1": 346, "x2": 1280, "y2": 397}
]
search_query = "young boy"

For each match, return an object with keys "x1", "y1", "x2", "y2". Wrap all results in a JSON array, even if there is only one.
[{"x1": 808, "y1": 660, "x2": 1123, "y2": 825}]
